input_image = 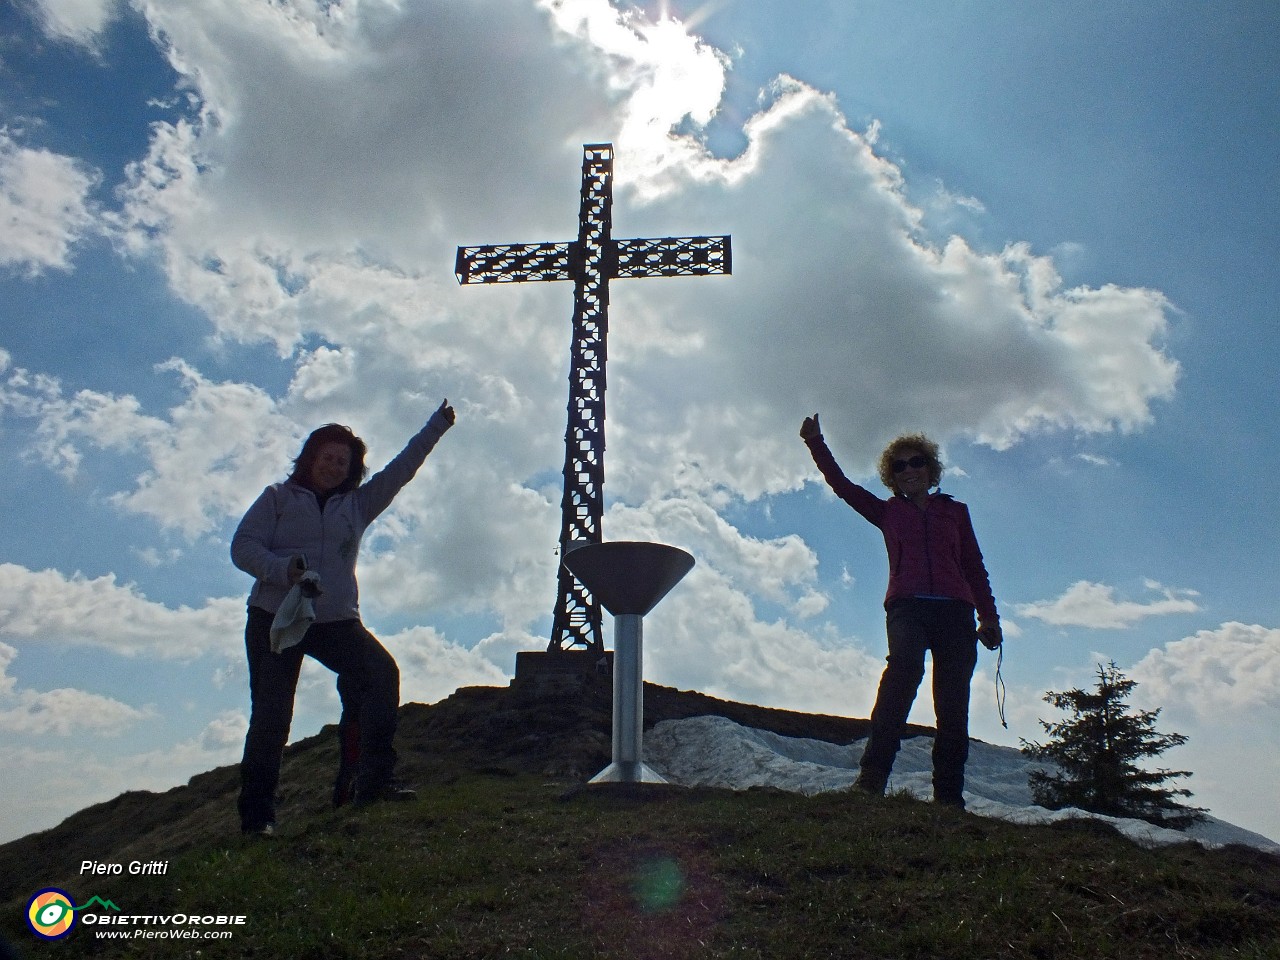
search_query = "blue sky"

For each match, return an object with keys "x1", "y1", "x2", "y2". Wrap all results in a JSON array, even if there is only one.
[{"x1": 1, "y1": 0, "x2": 1277, "y2": 845}]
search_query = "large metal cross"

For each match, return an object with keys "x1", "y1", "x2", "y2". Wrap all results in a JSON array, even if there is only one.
[{"x1": 456, "y1": 142, "x2": 731, "y2": 654}]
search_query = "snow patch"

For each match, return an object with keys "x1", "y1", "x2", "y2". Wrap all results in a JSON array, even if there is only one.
[{"x1": 644, "y1": 716, "x2": 1279, "y2": 853}]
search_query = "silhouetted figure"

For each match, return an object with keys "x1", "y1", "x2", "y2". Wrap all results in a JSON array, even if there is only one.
[
  {"x1": 801, "y1": 415, "x2": 1002, "y2": 808},
  {"x1": 231, "y1": 401, "x2": 455, "y2": 835}
]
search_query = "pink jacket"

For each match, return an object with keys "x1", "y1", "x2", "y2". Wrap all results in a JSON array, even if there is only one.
[{"x1": 806, "y1": 435, "x2": 998, "y2": 623}]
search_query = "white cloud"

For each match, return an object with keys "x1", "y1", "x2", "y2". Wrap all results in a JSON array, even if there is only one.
[
  {"x1": 0, "y1": 563, "x2": 243, "y2": 658},
  {"x1": 111, "y1": 0, "x2": 1180, "y2": 480},
  {"x1": 114, "y1": 0, "x2": 638, "y2": 353},
  {"x1": 611, "y1": 496, "x2": 818, "y2": 601},
  {"x1": 1132, "y1": 622, "x2": 1280, "y2": 717},
  {"x1": 647, "y1": 566, "x2": 886, "y2": 716},
  {"x1": 107, "y1": 360, "x2": 304, "y2": 537},
  {"x1": 198, "y1": 709, "x2": 248, "y2": 751},
  {"x1": 0, "y1": 641, "x2": 156, "y2": 735},
  {"x1": 1075, "y1": 452, "x2": 1114, "y2": 467},
  {"x1": 1120, "y1": 629, "x2": 1280, "y2": 839},
  {"x1": 1, "y1": 355, "x2": 302, "y2": 536},
  {"x1": 5, "y1": 0, "x2": 1179, "y2": 556},
  {"x1": 27, "y1": 0, "x2": 119, "y2": 46},
  {"x1": 0, "y1": 616, "x2": 507, "y2": 843},
  {"x1": 1, "y1": 355, "x2": 164, "y2": 477},
  {"x1": 359, "y1": 470, "x2": 562, "y2": 628},
  {"x1": 0, "y1": 708, "x2": 248, "y2": 844},
  {"x1": 1015, "y1": 580, "x2": 1200, "y2": 629},
  {"x1": 600, "y1": 82, "x2": 1178, "y2": 497},
  {"x1": 386, "y1": 625, "x2": 510, "y2": 702},
  {"x1": 0, "y1": 131, "x2": 99, "y2": 274},
  {"x1": 0, "y1": 684, "x2": 155, "y2": 736}
]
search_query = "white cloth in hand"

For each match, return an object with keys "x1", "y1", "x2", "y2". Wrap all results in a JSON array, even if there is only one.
[{"x1": 270, "y1": 571, "x2": 322, "y2": 653}]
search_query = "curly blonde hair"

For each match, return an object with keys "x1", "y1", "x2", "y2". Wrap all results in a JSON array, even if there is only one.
[{"x1": 876, "y1": 433, "x2": 943, "y2": 493}]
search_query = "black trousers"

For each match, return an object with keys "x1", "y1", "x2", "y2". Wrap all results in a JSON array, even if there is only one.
[
  {"x1": 238, "y1": 606, "x2": 400, "y2": 830},
  {"x1": 859, "y1": 598, "x2": 979, "y2": 801}
]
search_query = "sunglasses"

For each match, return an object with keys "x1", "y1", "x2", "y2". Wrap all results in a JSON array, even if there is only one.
[{"x1": 892, "y1": 455, "x2": 929, "y2": 474}]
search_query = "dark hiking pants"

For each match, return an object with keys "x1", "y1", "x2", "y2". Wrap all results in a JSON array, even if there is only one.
[
  {"x1": 859, "y1": 598, "x2": 979, "y2": 803},
  {"x1": 332, "y1": 674, "x2": 361, "y2": 807},
  {"x1": 238, "y1": 606, "x2": 400, "y2": 831}
]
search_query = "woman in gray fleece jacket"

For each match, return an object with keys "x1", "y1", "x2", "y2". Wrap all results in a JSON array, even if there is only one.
[{"x1": 231, "y1": 401, "x2": 454, "y2": 835}]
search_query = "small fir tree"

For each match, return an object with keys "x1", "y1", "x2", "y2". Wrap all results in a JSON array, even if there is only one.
[{"x1": 1020, "y1": 661, "x2": 1207, "y2": 830}]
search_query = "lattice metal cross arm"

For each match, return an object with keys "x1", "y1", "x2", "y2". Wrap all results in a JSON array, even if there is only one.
[
  {"x1": 457, "y1": 236, "x2": 732, "y2": 285},
  {"x1": 613, "y1": 236, "x2": 732, "y2": 278},
  {"x1": 455, "y1": 242, "x2": 575, "y2": 284}
]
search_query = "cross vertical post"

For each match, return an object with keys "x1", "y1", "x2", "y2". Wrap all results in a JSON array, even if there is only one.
[{"x1": 456, "y1": 143, "x2": 730, "y2": 656}]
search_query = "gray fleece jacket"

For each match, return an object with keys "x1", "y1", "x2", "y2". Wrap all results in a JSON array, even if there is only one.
[{"x1": 231, "y1": 410, "x2": 452, "y2": 623}]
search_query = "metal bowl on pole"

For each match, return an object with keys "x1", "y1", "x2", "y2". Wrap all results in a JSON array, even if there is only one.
[{"x1": 560, "y1": 541, "x2": 695, "y2": 783}]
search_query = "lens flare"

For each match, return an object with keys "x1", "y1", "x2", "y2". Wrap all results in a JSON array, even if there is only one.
[{"x1": 632, "y1": 856, "x2": 686, "y2": 912}]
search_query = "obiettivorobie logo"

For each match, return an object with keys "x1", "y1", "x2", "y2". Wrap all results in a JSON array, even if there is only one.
[
  {"x1": 25, "y1": 889, "x2": 120, "y2": 940},
  {"x1": 25, "y1": 888, "x2": 247, "y2": 942}
]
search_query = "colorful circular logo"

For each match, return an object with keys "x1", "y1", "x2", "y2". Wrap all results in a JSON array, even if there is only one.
[{"x1": 26, "y1": 888, "x2": 78, "y2": 940}]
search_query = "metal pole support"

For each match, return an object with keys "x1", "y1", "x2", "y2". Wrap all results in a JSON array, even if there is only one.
[{"x1": 590, "y1": 613, "x2": 666, "y2": 783}]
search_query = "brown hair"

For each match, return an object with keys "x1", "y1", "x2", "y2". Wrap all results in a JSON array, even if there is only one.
[{"x1": 288, "y1": 423, "x2": 368, "y2": 494}]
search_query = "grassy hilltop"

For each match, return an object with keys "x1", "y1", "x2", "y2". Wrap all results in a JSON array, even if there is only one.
[{"x1": 2, "y1": 681, "x2": 1278, "y2": 959}]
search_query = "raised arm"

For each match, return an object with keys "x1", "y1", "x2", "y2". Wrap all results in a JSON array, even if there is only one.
[
  {"x1": 356, "y1": 399, "x2": 455, "y2": 523},
  {"x1": 800, "y1": 414, "x2": 886, "y2": 527}
]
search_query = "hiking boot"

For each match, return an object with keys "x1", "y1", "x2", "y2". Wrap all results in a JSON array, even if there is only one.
[
  {"x1": 852, "y1": 771, "x2": 888, "y2": 797},
  {"x1": 934, "y1": 793, "x2": 966, "y2": 810},
  {"x1": 353, "y1": 781, "x2": 418, "y2": 808},
  {"x1": 332, "y1": 768, "x2": 356, "y2": 808},
  {"x1": 242, "y1": 822, "x2": 275, "y2": 838}
]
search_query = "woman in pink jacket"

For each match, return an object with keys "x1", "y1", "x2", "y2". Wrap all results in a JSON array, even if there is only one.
[{"x1": 801, "y1": 414, "x2": 1002, "y2": 808}]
